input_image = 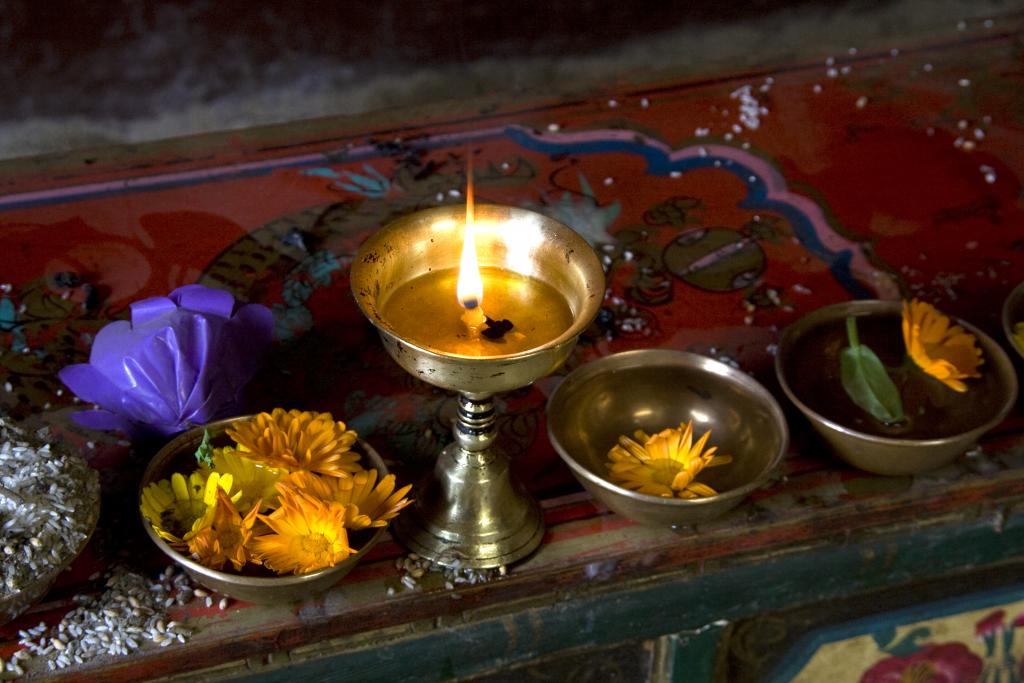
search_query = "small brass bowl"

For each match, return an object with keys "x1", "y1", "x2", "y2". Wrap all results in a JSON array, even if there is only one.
[
  {"x1": 1002, "y1": 281, "x2": 1024, "y2": 363},
  {"x1": 547, "y1": 349, "x2": 788, "y2": 528},
  {"x1": 777, "y1": 300, "x2": 1018, "y2": 476},
  {"x1": 139, "y1": 417, "x2": 388, "y2": 604}
]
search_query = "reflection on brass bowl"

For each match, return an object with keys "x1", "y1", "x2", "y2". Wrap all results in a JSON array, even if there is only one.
[
  {"x1": 777, "y1": 300, "x2": 1018, "y2": 476},
  {"x1": 139, "y1": 417, "x2": 387, "y2": 604},
  {"x1": 1002, "y1": 281, "x2": 1024, "y2": 363},
  {"x1": 547, "y1": 349, "x2": 788, "y2": 528}
]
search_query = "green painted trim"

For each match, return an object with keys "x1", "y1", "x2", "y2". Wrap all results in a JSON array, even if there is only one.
[
  {"x1": 665, "y1": 625, "x2": 729, "y2": 683},
  {"x1": 232, "y1": 512, "x2": 1024, "y2": 682}
]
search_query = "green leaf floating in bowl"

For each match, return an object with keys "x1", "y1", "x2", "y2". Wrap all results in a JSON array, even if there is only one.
[{"x1": 840, "y1": 315, "x2": 905, "y2": 425}]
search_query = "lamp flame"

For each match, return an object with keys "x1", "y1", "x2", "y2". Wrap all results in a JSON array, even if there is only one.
[{"x1": 457, "y1": 157, "x2": 483, "y2": 312}]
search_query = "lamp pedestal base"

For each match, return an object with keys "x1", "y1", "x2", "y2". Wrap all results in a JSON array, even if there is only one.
[{"x1": 390, "y1": 393, "x2": 544, "y2": 569}]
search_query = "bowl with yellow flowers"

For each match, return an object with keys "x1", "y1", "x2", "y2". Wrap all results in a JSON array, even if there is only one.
[
  {"x1": 547, "y1": 349, "x2": 788, "y2": 528},
  {"x1": 777, "y1": 299, "x2": 1018, "y2": 476},
  {"x1": 1002, "y1": 281, "x2": 1024, "y2": 363},
  {"x1": 139, "y1": 409, "x2": 412, "y2": 604}
]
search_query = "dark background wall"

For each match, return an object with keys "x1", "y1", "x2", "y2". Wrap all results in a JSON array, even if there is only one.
[{"x1": 0, "y1": 0, "x2": 1019, "y2": 157}]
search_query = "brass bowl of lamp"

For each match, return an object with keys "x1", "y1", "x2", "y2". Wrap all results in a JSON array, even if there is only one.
[
  {"x1": 139, "y1": 417, "x2": 388, "y2": 604},
  {"x1": 547, "y1": 349, "x2": 788, "y2": 529},
  {"x1": 1002, "y1": 280, "x2": 1024, "y2": 363},
  {"x1": 776, "y1": 300, "x2": 1018, "y2": 476}
]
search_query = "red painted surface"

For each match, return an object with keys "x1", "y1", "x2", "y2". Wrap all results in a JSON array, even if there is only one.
[{"x1": 0, "y1": 27, "x2": 1023, "y2": 681}]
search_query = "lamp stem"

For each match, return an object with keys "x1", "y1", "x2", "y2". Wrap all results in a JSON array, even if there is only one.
[
  {"x1": 389, "y1": 391, "x2": 544, "y2": 568},
  {"x1": 453, "y1": 393, "x2": 496, "y2": 460}
]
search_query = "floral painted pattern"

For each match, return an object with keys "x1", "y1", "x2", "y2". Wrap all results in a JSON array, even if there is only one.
[
  {"x1": 860, "y1": 609, "x2": 1024, "y2": 683},
  {"x1": 861, "y1": 643, "x2": 982, "y2": 683}
]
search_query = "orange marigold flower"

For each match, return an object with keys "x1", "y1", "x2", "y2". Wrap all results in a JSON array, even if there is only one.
[
  {"x1": 227, "y1": 409, "x2": 362, "y2": 477},
  {"x1": 606, "y1": 420, "x2": 731, "y2": 499},
  {"x1": 200, "y1": 446, "x2": 283, "y2": 513},
  {"x1": 902, "y1": 299, "x2": 983, "y2": 392},
  {"x1": 140, "y1": 470, "x2": 239, "y2": 547},
  {"x1": 249, "y1": 488, "x2": 354, "y2": 574},
  {"x1": 187, "y1": 488, "x2": 260, "y2": 572},
  {"x1": 283, "y1": 469, "x2": 412, "y2": 530}
]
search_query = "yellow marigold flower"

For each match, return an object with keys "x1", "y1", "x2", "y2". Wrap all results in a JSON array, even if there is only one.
[
  {"x1": 902, "y1": 299, "x2": 983, "y2": 392},
  {"x1": 249, "y1": 488, "x2": 354, "y2": 574},
  {"x1": 140, "y1": 471, "x2": 239, "y2": 546},
  {"x1": 187, "y1": 488, "x2": 261, "y2": 572},
  {"x1": 606, "y1": 420, "x2": 731, "y2": 499},
  {"x1": 227, "y1": 409, "x2": 362, "y2": 477},
  {"x1": 283, "y1": 469, "x2": 413, "y2": 530},
  {"x1": 204, "y1": 446, "x2": 283, "y2": 512}
]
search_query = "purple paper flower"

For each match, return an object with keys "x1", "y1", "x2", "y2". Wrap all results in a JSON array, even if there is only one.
[{"x1": 59, "y1": 285, "x2": 274, "y2": 436}]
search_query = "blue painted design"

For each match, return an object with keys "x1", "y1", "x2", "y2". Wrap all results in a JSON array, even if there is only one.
[
  {"x1": 871, "y1": 625, "x2": 897, "y2": 650},
  {"x1": 282, "y1": 279, "x2": 314, "y2": 308},
  {"x1": 886, "y1": 627, "x2": 931, "y2": 656},
  {"x1": 302, "y1": 167, "x2": 343, "y2": 179},
  {"x1": 272, "y1": 302, "x2": 314, "y2": 342},
  {"x1": 0, "y1": 297, "x2": 16, "y2": 331},
  {"x1": 304, "y1": 164, "x2": 391, "y2": 198},
  {"x1": 336, "y1": 164, "x2": 391, "y2": 198},
  {"x1": 1, "y1": 296, "x2": 27, "y2": 352},
  {"x1": 273, "y1": 250, "x2": 342, "y2": 340},
  {"x1": 307, "y1": 251, "x2": 340, "y2": 286},
  {"x1": 531, "y1": 172, "x2": 620, "y2": 246},
  {"x1": 504, "y1": 127, "x2": 870, "y2": 298}
]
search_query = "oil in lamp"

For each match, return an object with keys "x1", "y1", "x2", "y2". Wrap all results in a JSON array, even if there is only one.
[{"x1": 350, "y1": 178, "x2": 604, "y2": 568}]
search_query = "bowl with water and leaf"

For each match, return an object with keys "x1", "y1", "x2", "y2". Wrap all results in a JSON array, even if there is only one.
[{"x1": 776, "y1": 299, "x2": 1017, "y2": 475}]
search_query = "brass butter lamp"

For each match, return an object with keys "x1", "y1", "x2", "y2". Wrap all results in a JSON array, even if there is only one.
[{"x1": 350, "y1": 203, "x2": 603, "y2": 568}]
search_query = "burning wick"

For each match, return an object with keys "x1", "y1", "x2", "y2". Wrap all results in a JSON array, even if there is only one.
[
  {"x1": 461, "y1": 297, "x2": 486, "y2": 330},
  {"x1": 458, "y1": 150, "x2": 488, "y2": 332},
  {"x1": 456, "y1": 150, "x2": 517, "y2": 342},
  {"x1": 482, "y1": 316, "x2": 514, "y2": 340}
]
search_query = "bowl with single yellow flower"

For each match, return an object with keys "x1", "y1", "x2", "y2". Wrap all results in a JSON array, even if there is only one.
[
  {"x1": 139, "y1": 409, "x2": 412, "y2": 604},
  {"x1": 777, "y1": 299, "x2": 1017, "y2": 476},
  {"x1": 1002, "y1": 280, "x2": 1024, "y2": 363},
  {"x1": 547, "y1": 349, "x2": 788, "y2": 529}
]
